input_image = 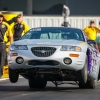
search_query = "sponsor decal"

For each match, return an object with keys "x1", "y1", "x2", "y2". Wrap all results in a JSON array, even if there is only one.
[
  {"x1": 79, "y1": 42, "x2": 87, "y2": 46},
  {"x1": 14, "y1": 25, "x2": 17, "y2": 28},
  {"x1": 20, "y1": 24, "x2": 23, "y2": 28},
  {"x1": 30, "y1": 28, "x2": 41, "y2": 31},
  {"x1": 37, "y1": 42, "x2": 51, "y2": 44},
  {"x1": 1, "y1": 24, "x2": 5, "y2": 28},
  {"x1": 88, "y1": 48, "x2": 99, "y2": 73}
]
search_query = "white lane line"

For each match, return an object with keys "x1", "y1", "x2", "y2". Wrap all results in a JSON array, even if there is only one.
[
  {"x1": 0, "y1": 77, "x2": 23, "y2": 81},
  {"x1": 0, "y1": 78, "x2": 9, "y2": 81}
]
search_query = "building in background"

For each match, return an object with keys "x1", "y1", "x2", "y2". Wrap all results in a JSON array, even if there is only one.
[{"x1": 0, "y1": 0, "x2": 100, "y2": 16}]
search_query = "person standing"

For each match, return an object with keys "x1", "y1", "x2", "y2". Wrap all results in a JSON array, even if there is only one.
[
  {"x1": 0, "y1": 14, "x2": 13, "y2": 77},
  {"x1": 84, "y1": 20, "x2": 100, "y2": 51},
  {"x1": 11, "y1": 14, "x2": 30, "y2": 40},
  {"x1": 84, "y1": 20, "x2": 100, "y2": 40}
]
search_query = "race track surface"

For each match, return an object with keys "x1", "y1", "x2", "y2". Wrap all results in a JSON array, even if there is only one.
[{"x1": 0, "y1": 78, "x2": 100, "y2": 100}]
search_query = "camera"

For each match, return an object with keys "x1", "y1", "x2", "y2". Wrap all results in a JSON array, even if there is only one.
[{"x1": 62, "y1": 5, "x2": 70, "y2": 17}]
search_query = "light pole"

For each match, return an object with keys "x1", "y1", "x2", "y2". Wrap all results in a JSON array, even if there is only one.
[
  {"x1": 27, "y1": 0, "x2": 33, "y2": 15},
  {"x1": 65, "y1": 0, "x2": 68, "y2": 6}
]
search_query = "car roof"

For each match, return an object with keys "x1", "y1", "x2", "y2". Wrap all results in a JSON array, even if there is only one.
[{"x1": 31, "y1": 27, "x2": 82, "y2": 30}]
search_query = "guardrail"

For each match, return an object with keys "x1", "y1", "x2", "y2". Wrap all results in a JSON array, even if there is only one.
[{"x1": 23, "y1": 16, "x2": 100, "y2": 29}]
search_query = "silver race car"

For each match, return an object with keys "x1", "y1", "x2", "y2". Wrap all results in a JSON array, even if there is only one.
[{"x1": 8, "y1": 27, "x2": 100, "y2": 89}]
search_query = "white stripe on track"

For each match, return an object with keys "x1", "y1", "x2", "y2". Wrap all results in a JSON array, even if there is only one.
[
  {"x1": 0, "y1": 78, "x2": 9, "y2": 81},
  {"x1": 0, "y1": 77, "x2": 23, "y2": 81}
]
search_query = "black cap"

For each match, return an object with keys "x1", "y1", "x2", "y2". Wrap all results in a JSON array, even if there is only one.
[
  {"x1": 16, "y1": 14, "x2": 23, "y2": 18},
  {"x1": 0, "y1": 14, "x2": 4, "y2": 17},
  {"x1": 90, "y1": 20, "x2": 95, "y2": 23}
]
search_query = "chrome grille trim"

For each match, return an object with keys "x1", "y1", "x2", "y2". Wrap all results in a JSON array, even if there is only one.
[{"x1": 31, "y1": 47, "x2": 56, "y2": 57}]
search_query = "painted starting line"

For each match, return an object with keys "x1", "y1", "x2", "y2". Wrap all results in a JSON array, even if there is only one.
[
  {"x1": 0, "y1": 77, "x2": 23, "y2": 81},
  {"x1": 0, "y1": 78, "x2": 9, "y2": 81}
]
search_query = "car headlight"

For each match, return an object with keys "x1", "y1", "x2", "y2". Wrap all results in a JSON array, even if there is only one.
[
  {"x1": 10, "y1": 45, "x2": 28, "y2": 50},
  {"x1": 60, "y1": 45, "x2": 81, "y2": 52}
]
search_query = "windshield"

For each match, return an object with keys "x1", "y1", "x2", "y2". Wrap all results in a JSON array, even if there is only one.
[{"x1": 21, "y1": 28, "x2": 85, "y2": 41}]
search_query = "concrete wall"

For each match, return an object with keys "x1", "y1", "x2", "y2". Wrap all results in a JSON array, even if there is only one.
[
  {"x1": 23, "y1": 16, "x2": 100, "y2": 29},
  {"x1": 0, "y1": 0, "x2": 65, "y2": 15},
  {"x1": 0, "y1": 0, "x2": 100, "y2": 15},
  {"x1": 0, "y1": 0, "x2": 27, "y2": 14},
  {"x1": 68, "y1": 0, "x2": 100, "y2": 16},
  {"x1": 33, "y1": 0, "x2": 65, "y2": 11}
]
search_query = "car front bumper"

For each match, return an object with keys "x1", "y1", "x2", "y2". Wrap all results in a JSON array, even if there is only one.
[{"x1": 8, "y1": 49, "x2": 86, "y2": 71}]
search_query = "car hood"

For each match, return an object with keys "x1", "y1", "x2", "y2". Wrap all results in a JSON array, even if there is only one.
[{"x1": 13, "y1": 39, "x2": 85, "y2": 46}]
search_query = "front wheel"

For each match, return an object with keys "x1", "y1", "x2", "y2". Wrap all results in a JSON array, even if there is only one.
[
  {"x1": 98, "y1": 67, "x2": 100, "y2": 80},
  {"x1": 28, "y1": 79, "x2": 47, "y2": 88},
  {"x1": 79, "y1": 57, "x2": 88, "y2": 88},
  {"x1": 86, "y1": 79, "x2": 97, "y2": 89},
  {"x1": 9, "y1": 68, "x2": 19, "y2": 83}
]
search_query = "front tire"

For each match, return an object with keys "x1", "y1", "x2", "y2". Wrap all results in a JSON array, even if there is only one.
[
  {"x1": 86, "y1": 79, "x2": 97, "y2": 89},
  {"x1": 9, "y1": 68, "x2": 19, "y2": 83},
  {"x1": 98, "y1": 67, "x2": 100, "y2": 80},
  {"x1": 79, "y1": 57, "x2": 88, "y2": 88},
  {"x1": 28, "y1": 79, "x2": 47, "y2": 88}
]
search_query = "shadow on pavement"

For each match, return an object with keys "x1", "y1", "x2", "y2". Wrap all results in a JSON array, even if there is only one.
[{"x1": 0, "y1": 85, "x2": 79, "y2": 92}]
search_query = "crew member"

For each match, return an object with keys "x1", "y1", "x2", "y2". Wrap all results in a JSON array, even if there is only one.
[
  {"x1": 0, "y1": 14, "x2": 13, "y2": 77},
  {"x1": 84, "y1": 20, "x2": 100, "y2": 40},
  {"x1": 11, "y1": 14, "x2": 30, "y2": 40},
  {"x1": 84, "y1": 20, "x2": 100, "y2": 51}
]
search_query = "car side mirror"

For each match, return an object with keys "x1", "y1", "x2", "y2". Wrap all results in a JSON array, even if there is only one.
[
  {"x1": 14, "y1": 38, "x2": 20, "y2": 41},
  {"x1": 87, "y1": 40, "x2": 96, "y2": 45}
]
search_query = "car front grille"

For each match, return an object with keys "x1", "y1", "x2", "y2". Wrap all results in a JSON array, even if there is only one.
[
  {"x1": 31, "y1": 47, "x2": 56, "y2": 57},
  {"x1": 28, "y1": 60, "x2": 59, "y2": 66}
]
